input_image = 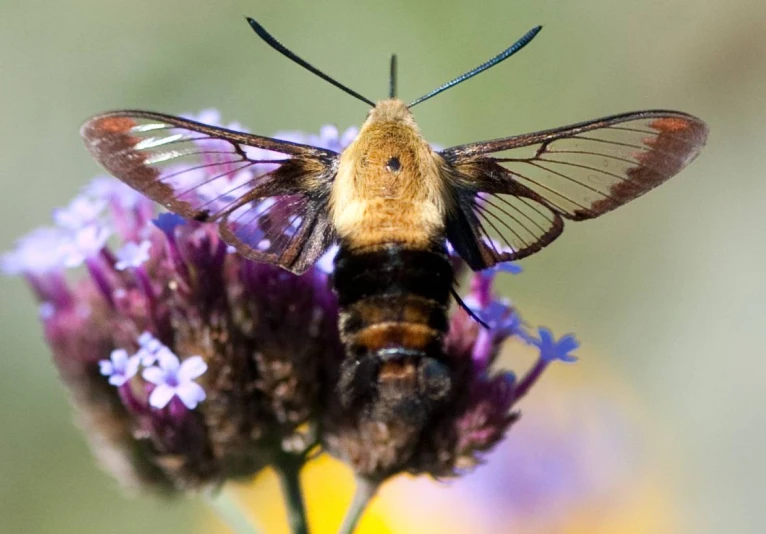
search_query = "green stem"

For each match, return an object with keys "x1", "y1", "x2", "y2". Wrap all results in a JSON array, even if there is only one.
[
  {"x1": 205, "y1": 487, "x2": 264, "y2": 534},
  {"x1": 275, "y1": 456, "x2": 310, "y2": 534},
  {"x1": 338, "y1": 476, "x2": 381, "y2": 534}
]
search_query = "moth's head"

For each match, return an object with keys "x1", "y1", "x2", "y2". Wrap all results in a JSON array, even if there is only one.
[
  {"x1": 365, "y1": 99, "x2": 417, "y2": 129},
  {"x1": 347, "y1": 98, "x2": 425, "y2": 157}
]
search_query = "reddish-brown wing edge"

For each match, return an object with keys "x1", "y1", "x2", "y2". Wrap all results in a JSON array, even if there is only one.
[{"x1": 442, "y1": 110, "x2": 708, "y2": 220}]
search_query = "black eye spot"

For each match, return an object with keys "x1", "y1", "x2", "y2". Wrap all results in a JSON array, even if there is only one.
[{"x1": 386, "y1": 156, "x2": 401, "y2": 173}]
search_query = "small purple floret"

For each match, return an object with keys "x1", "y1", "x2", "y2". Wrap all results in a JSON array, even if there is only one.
[
  {"x1": 481, "y1": 299, "x2": 521, "y2": 335},
  {"x1": 62, "y1": 224, "x2": 111, "y2": 268},
  {"x1": 114, "y1": 240, "x2": 152, "y2": 271},
  {"x1": 99, "y1": 349, "x2": 141, "y2": 387},
  {"x1": 84, "y1": 176, "x2": 144, "y2": 209},
  {"x1": 142, "y1": 350, "x2": 207, "y2": 410},
  {"x1": 533, "y1": 327, "x2": 580, "y2": 363},
  {"x1": 53, "y1": 195, "x2": 106, "y2": 230},
  {"x1": 136, "y1": 331, "x2": 162, "y2": 365},
  {"x1": 0, "y1": 227, "x2": 70, "y2": 275}
]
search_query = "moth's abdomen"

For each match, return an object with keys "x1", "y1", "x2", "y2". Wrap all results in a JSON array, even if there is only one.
[{"x1": 333, "y1": 243, "x2": 454, "y2": 421}]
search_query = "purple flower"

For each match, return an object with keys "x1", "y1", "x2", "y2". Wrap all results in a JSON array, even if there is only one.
[
  {"x1": 4, "y1": 110, "x2": 581, "y2": 498},
  {"x1": 479, "y1": 299, "x2": 523, "y2": 336},
  {"x1": 533, "y1": 327, "x2": 580, "y2": 363},
  {"x1": 274, "y1": 125, "x2": 359, "y2": 153},
  {"x1": 62, "y1": 224, "x2": 111, "y2": 268},
  {"x1": 84, "y1": 176, "x2": 144, "y2": 209},
  {"x1": 185, "y1": 108, "x2": 222, "y2": 126},
  {"x1": 136, "y1": 331, "x2": 162, "y2": 365},
  {"x1": 99, "y1": 349, "x2": 140, "y2": 387},
  {"x1": 53, "y1": 195, "x2": 105, "y2": 229},
  {"x1": 0, "y1": 227, "x2": 69, "y2": 275},
  {"x1": 114, "y1": 240, "x2": 151, "y2": 270},
  {"x1": 142, "y1": 350, "x2": 207, "y2": 410}
]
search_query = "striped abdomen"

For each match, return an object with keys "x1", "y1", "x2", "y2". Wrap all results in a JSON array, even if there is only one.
[{"x1": 333, "y1": 242, "x2": 454, "y2": 422}]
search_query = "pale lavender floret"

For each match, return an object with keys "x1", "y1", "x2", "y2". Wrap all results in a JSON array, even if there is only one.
[
  {"x1": 136, "y1": 331, "x2": 163, "y2": 366},
  {"x1": 188, "y1": 108, "x2": 222, "y2": 127},
  {"x1": 274, "y1": 125, "x2": 359, "y2": 153},
  {"x1": 339, "y1": 126, "x2": 359, "y2": 149},
  {"x1": 271, "y1": 130, "x2": 308, "y2": 145},
  {"x1": 114, "y1": 240, "x2": 152, "y2": 271},
  {"x1": 184, "y1": 108, "x2": 248, "y2": 135},
  {"x1": 481, "y1": 237, "x2": 525, "y2": 265},
  {"x1": 53, "y1": 195, "x2": 106, "y2": 229},
  {"x1": 0, "y1": 227, "x2": 70, "y2": 275},
  {"x1": 533, "y1": 327, "x2": 579, "y2": 363},
  {"x1": 62, "y1": 224, "x2": 111, "y2": 268},
  {"x1": 137, "y1": 331, "x2": 161, "y2": 350},
  {"x1": 313, "y1": 125, "x2": 341, "y2": 151},
  {"x1": 316, "y1": 245, "x2": 339, "y2": 274},
  {"x1": 38, "y1": 302, "x2": 55, "y2": 319},
  {"x1": 142, "y1": 350, "x2": 208, "y2": 410},
  {"x1": 84, "y1": 176, "x2": 144, "y2": 209},
  {"x1": 99, "y1": 348, "x2": 141, "y2": 387}
]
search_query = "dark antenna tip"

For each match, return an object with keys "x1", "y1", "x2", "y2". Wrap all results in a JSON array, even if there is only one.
[
  {"x1": 244, "y1": 17, "x2": 375, "y2": 107},
  {"x1": 389, "y1": 54, "x2": 398, "y2": 99},
  {"x1": 409, "y1": 25, "x2": 543, "y2": 108}
]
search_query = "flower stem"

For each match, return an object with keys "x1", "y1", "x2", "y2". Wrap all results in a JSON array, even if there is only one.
[
  {"x1": 514, "y1": 358, "x2": 549, "y2": 401},
  {"x1": 205, "y1": 487, "x2": 263, "y2": 534},
  {"x1": 338, "y1": 476, "x2": 381, "y2": 534},
  {"x1": 275, "y1": 455, "x2": 310, "y2": 534}
]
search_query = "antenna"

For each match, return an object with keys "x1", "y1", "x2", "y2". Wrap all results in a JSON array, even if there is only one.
[
  {"x1": 245, "y1": 17, "x2": 375, "y2": 107},
  {"x1": 409, "y1": 26, "x2": 542, "y2": 108},
  {"x1": 389, "y1": 54, "x2": 398, "y2": 98}
]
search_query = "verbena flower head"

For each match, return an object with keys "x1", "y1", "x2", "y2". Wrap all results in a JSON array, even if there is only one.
[{"x1": 2, "y1": 111, "x2": 577, "y2": 495}]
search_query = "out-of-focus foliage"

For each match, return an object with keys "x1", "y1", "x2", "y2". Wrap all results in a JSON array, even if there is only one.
[{"x1": 1, "y1": 1, "x2": 764, "y2": 533}]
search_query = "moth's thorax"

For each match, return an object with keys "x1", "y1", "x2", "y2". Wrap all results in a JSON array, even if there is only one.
[{"x1": 330, "y1": 99, "x2": 449, "y2": 251}]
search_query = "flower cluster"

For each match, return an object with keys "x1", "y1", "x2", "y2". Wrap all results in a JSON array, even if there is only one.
[{"x1": 2, "y1": 111, "x2": 578, "y2": 499}]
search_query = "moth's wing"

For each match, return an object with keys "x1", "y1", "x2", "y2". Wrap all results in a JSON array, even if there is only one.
[
  {"x1": 81, "y1": 111, "x2": 339, "y2": 274},
  {"x1": 440, "y1": 110, "x2": 708, "y2": 270}
]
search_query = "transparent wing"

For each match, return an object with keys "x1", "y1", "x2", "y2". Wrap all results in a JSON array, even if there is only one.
[
  {"x1": 220, "y1": 195, "x2": 335, "y2": 273},
  {"x1": 445, "y1": 186, "x2": 564, "y2": 270},
  {"x1": 81, "y1": 111, "x2": 338, "y2": 273},
  {"x1": 441, "y1": 110, "x2": 708, "y2": 269}
]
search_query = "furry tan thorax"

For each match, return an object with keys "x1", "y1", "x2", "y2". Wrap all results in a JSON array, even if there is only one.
[{"x1": 330, "y1": 99, "x2": 449, "y2": 251}]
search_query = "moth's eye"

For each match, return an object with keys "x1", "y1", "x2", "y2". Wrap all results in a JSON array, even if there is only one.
[{"x1": 386, "y1": 156, "x2": 401, "y2": 173}]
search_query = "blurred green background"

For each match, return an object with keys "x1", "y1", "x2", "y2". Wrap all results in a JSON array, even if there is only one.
[{"x1": 1, "y1": 0, "x2": 764, "y2": 532}]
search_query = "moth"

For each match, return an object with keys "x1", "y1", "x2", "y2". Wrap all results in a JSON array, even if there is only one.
[{"x1": 81, "y1": 19, "x2": 708, "y2": 422}]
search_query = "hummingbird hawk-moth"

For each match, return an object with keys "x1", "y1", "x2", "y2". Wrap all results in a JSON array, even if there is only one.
[{"x1": 81, "y1": 19, "x2": 708, "y2": 422}]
